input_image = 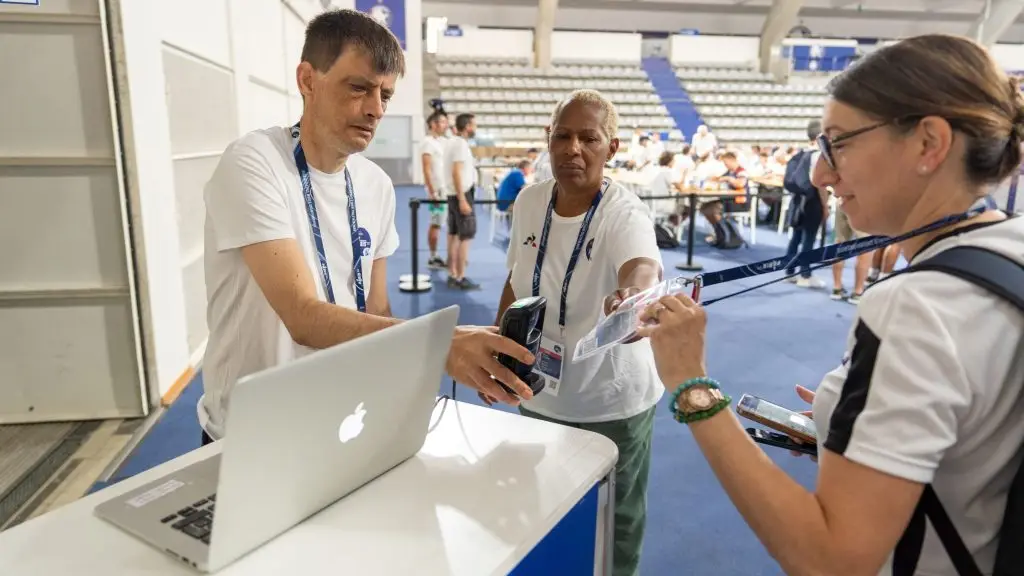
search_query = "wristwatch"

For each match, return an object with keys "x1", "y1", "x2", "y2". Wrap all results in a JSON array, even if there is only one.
[{"x1": 676, "y1": 384, "x2": 725, "y2": 415}]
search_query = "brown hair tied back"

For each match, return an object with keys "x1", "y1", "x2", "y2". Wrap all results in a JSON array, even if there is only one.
[
  {"x1": 827, "y1": 34, "x2": 1023, "y2": 184},
  {"x1": 1003, "y1": 77, "x2": 1024, "y2": 178}
]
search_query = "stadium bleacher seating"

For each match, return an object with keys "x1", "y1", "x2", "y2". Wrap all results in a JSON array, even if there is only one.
[
  {"x1": 676, "y1": 65, "x2": 831, "y2": 147},
  {"x1": 437, "y1": 55, "x2": 682, "y2": 149}
]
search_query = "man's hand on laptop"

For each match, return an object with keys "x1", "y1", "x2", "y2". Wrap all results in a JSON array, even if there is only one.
[{"x1": 447, "y1": 326, "x2": 535, "y2": 405}]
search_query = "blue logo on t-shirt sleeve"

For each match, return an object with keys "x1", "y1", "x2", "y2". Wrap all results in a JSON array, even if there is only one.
[{"x1": 356, "y1": 227, "x2": 372, "y2": 258}]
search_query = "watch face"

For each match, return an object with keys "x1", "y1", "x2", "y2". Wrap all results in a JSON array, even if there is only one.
[{"x1": 689, "y1": 387, "x2": 715, "y2": 410}]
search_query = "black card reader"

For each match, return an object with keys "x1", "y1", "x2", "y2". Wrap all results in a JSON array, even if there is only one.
[{"x1": 496, "y1": 296, "x2": 547, "y2": 397}]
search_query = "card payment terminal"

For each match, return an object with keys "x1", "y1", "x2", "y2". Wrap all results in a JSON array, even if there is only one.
[{"x1": 496, "y1": 296, "x2": 547, "y2": 397}]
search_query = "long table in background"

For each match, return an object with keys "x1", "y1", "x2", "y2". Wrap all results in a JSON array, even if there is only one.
[{"x1": 609, "y1": 169, "x2": 787, "y2": 271}]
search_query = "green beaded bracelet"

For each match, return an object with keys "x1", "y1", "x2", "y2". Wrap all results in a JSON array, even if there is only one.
[{"x1": 668, "y1": 376, "x2": 720, "y2": 415}]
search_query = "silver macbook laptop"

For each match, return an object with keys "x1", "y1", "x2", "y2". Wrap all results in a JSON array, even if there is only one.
[{"x1": 94, "y1": 306, "x2": 459, "y2": 572}]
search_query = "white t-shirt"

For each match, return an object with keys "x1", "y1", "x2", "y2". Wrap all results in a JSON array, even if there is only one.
[
  {"x1": 444, "y1": 136, "x2": 476, "y2": 196},
  {"x1": 630, "y1": 143, "x2": 649, "y2": 167},
  {"x1": 673, "y1": 153, "x2": 695, "y2": 185},
  {"x1": 421, "y1": 135, "x2": 448, "y2": 197},
  {"x1": 533, "y1": 150, "x2": 554, "y2": 184},
  {"x1": 200, "y1": 126, "x2": 400, "y2": 439},
  {"x1": 691, "y1": 132, "x2": 717, "y2": 159},
  {"x1": 648, "y1": 166, "x2": 679, "y2": 215},
  {"x1": 646, "y1": 140, "x2": 665, "y2": 165},
  {"x1": 812, "y1": 215, "x2": 1024, "y2": 575},
  {"x1": 506, "y1": 179, "x2": 665, "y2": 422}
]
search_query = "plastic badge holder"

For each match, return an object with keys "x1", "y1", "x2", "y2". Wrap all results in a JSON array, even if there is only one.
[{"x1": 572, "y1": 276, "x2": 697, "y2": 363}]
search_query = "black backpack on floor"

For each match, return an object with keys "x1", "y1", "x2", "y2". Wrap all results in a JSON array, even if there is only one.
[
  {"x1": 902, "y1": 245, "x2": 1024, "y2": 576},
  {"x1": 711, "y1": 218, "x2": 745, "y2": 250},
  {"x1": 654, "y1": 222, "x2": 679, "y2": 249}
]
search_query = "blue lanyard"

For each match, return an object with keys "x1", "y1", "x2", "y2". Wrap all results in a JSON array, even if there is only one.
[
  {"x1": 291, "y1": 124, "x2": 366, "y2": 312},
  {"x1": 1009, "y1": 170, "x2": 1019, "y2": 213},
  {"x1": 697, "y1": 196, "x2": 996, "y2": 306},
  {"x1": 533, "y1": 180, "x2": 608, "y2": 328}
]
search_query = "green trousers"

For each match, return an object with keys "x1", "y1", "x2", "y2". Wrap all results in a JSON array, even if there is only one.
[{"x1": 520, "y1": 405, "x2": 656, "y2": 576}]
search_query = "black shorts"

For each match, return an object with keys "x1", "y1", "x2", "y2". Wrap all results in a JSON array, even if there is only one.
[{"x1": 447, "y1": 188, "x2": 477, "y2": 240}]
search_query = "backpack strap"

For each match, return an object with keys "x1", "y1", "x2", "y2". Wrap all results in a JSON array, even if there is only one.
[
  {"x1": 910, "y1": 246, "x2": 1024, "y2": 312},
  {"x1": 905, "y1": 245, "x2": 1024, "y2": 576}
]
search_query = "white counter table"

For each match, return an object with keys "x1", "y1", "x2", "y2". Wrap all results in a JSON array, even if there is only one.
[{"x1": 0, "y1": 401, "x2": 618, "y2": 575}]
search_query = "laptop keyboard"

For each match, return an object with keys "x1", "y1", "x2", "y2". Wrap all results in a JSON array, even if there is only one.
[{"x1": 159, "y1": 494, "x2": 216, "y2": 544}]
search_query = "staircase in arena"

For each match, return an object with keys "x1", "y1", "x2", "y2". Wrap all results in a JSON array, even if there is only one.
[{"x1": 641, "y1": 57, "x2": 703, "y2": 140}]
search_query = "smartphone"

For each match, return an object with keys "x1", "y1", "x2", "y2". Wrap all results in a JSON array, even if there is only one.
[
  {"x1": 736, "y1": 394, "x2": 817, "y2": 444},
  {"x1": 746, "y1": 428, "x2": 817, "y2": 457}
]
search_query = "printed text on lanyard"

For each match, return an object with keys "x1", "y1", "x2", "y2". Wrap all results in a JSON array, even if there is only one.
[
  {"x1": 532, "y1": 179, "x2": 610, "y2": 331},
  {"x1": 291, "y1": 124, "x2": 367, "y2": 312}
]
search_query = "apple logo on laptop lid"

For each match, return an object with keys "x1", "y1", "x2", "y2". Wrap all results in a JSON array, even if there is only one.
[{"x1": 338, "y1": 402, "x2": 367, "y2": 443}]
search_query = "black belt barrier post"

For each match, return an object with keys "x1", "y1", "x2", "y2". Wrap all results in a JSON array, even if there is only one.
[
  {"x1": 399, "y1": 197, "x2": 432, "y2": 293},
  {"x1": 675, "y1": 193, "x2": 703, "y2": 272}
]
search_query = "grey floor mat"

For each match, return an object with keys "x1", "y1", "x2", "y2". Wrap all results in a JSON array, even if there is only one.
[{"x1": 0, "y1": 421, "x2": 98, "y2": 528}]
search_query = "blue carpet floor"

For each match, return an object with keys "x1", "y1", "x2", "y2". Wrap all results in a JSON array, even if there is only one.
[{"x1": 93, "y1": 185, "x2": 863, "y2": 575}]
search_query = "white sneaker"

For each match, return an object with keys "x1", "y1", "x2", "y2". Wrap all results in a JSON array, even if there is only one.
[{"x1": 796, "y1": 276, "x2": 827, "y2": 289}]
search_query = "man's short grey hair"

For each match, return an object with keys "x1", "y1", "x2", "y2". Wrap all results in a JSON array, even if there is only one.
[{"x1": 548, "y1": 89, "x2": 620, "y2": 141}]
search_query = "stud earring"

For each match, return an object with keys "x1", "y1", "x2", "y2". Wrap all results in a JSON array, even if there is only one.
[{"x1": 918, "y1": 165, "x2": 928, "y2": 175}]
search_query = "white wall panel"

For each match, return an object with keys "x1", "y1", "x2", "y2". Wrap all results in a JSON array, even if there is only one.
[
  {"x1": 436, "y1": 26, "x2": 533, "y2": 59},
  {"x1": 0, "y1": 167, "x2": 128, "y2": 288},
  {"x1": 172, "y1": 156, "x2": 219, "y2": 261},
  {"x1": 289, "y1": 95, "x2": 304, "y2": 122},
  {"x1": 245, "y1": 0, "x2": 289, "y2": 90},
  {"x1": 0, "y1": 301, "x2": 143, "y2": 422},
  {"x1": 283, "y1": 10, "x2": 305, "y2": 96},
  {"x1": 0, "y1": 23, "x2": 114, "y2": 158},
  {"x1": 671, "y1": 35, "x2": 760, "y2": 66},
  {"x1": 247, "y1": 82, "x2": 293, "y2": 134},
  {"x1": 163, "y1": 48, "x2": 238, "y2": 156},
  {"x1": 181, "y1": 256, "x2": 208, "y2": 353},
  {"x1": 158, "y1": 0, "x2": 232, "y2": 68},
  {"x1": 551, "y1": 31, "x2": 642, "y2": 63}
]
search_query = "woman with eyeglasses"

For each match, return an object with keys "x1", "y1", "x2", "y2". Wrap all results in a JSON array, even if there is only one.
[{"x1": 638, "y1": 35, "x2": 1024, "y2": 575}]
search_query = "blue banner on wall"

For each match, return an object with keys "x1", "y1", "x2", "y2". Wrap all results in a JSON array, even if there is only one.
[{"x1": 356, "y1": 0, "x2": 406, "y2": 50}]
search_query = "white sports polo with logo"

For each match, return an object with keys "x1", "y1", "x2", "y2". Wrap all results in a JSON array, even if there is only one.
[{"x1": 505, "y1": 179, "x2": 664, "y2": 423}]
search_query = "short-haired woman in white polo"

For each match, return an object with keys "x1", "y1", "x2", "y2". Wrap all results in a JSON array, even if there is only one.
[{"x1": 489, "y1": 89, "x2": 664, "y2": 576}]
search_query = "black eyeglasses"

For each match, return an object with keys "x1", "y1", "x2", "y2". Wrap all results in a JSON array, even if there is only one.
[{"x1": 814, "y1": 118, "x2": 903, "y2": 171}]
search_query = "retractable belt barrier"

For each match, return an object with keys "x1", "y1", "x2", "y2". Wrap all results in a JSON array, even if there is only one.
[{"x1": 401, "y1": 193, "x2": 704, "y2": 293}]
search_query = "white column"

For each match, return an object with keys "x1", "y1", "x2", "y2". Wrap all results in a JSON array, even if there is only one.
[
  {"x1": 534, "y1": 0, "x2": 558, "y2": 69},
  {"x1": 758, "y1": 0, "x2": 804, "y2": 75},
  {"x1": 110, "y1": 0, "x2": 191, "y2": 402},
  {"x1": 969, "y1": 0, "x2": 1024, "y2": 47}
]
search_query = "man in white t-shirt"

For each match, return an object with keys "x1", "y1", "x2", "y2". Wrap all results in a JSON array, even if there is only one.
[
  {"x1": 200, "y1": 9, "x2": 535, "y2": 442},
  {"x1": 690, "y1": 124, "x2": 717, "y2": 159},
  {"x1": 628, "y1": 135, "x2": 650, "y2": 170},
  {"x1": 646, "y1": 132, "x2": 665, "y2": 166},
  {"x1": 443, "y1": 113, "x2": 479, "y2": 290},
  {"x1": 420, "y1": 110, "x2": 449, "y2": 270}
]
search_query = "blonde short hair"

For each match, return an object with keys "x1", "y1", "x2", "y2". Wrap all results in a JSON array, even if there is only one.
[{"x1": 548, "y1": 89, "x2": 620, "y2": 142}]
